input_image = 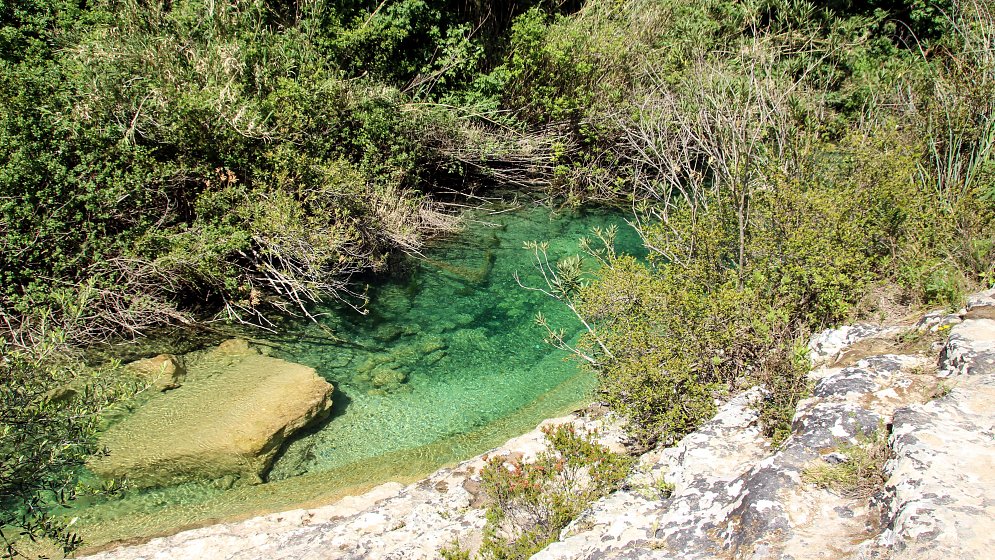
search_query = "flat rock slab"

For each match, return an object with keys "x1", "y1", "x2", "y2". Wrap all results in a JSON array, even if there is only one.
[
  {"x1": 877, "y1": 380, "x2": 995, "y2": 560},
  {"x1": 91, "y1": 343, "x2": 334, "y2": 487}
]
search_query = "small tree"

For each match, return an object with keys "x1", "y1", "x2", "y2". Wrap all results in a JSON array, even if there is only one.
[{"x1": 476, "y1": 424, "x2": 632, "y2": 560}]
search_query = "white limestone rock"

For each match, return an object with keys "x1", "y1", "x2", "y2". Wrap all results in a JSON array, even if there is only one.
[{"x1": 866, "y1": 299, "x2": 995, "y2": 560}]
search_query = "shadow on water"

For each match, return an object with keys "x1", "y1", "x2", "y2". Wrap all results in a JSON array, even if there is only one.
[{"x1": 264, "y1": 390, "x2": 354, "y2": 482}]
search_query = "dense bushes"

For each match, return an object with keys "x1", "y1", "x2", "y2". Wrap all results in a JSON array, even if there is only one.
[
  {"x1": 516, "y1": 0, "x2": 995, "y2": 446},
  {"x1": 0, "y1": 0, "x2": 566, "y2": 346}
]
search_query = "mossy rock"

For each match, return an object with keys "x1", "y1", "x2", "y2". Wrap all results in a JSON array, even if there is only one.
[
  {"x1": 423, "y1": 349, "x2": 447, "y2": 366},
  {"x1": 126, "y1": 354, "x2": 186, "y2": 391},
  {"x1": 419, "y1": 336, "x2": 447, "y2": 354},
  {"x1": 372, "y1": 324, "x2": 404, "y2": 343},
  {"x1": 216, "y1": 338, "x2": 256, "y2": 356},
  {"x1": 370, "y1": 365, "x2": 407, "y2": 389},
  {"x1": 90, "y1": 344, "x2": 334, "y2": 488}
]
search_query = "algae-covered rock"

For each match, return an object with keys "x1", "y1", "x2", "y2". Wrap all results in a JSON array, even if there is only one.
[
  {"x1": 355, "y1": 360, "x2": 409, "y2": 392},
  {"x1": 418, "y1": 336, "x2": 447, "y2": 354},
  {"x1": 91, "y1": 346, "x2": 334, "y2": 488},
  {"x1": 423, "y1": 349, "x2": 447, "y2": 366},
  {"x1": 372, "y1": 324, "x2": 404, "y2": 343},
  {"x1": 216, "y1": 338, "x2": 256, "y2": 355},
  {"x1": 126, "y1": 354, "x2": 186, "y2": 391},
  {"x1": 370, "y1": 365, "x2": 407, "y2": 388}
]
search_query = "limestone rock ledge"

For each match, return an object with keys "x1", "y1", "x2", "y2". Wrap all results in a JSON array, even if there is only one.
[
  {"x1": 861, "y1": 290, "x2": 995, "y2": 560},
  {"x1": 90, "y1": 340, "x2": 334, "y2": 488},
  {"x1": 535, "y1": 291, "x2": 995, "y2": 560},
  {"x1": 81, "y1": 413, "x2": 627, "y2": 560}
]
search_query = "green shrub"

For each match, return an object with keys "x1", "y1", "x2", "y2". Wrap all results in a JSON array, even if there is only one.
[
  {"x1": 802, "y1": 428, "x2": 890, "y2": 499},
  {"x1": 475, "y1": 424, "x2": 632, "y2": 560},
  {"x1": 0, "y1": 342, "x2": 131, "y2": 558},
  {"x1": 501, "y1": 0, "x2": 994, "y2": 458},
  {"x1": 0, "y1": 0, "x2": 517, "y2": 342}
]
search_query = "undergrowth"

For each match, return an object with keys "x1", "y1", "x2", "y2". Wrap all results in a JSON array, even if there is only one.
[
  {"x1": 517, "y1": 0, "x2": 995, "y2": 450},
  {"x1": 444, "y1": 424, "x2": 633, "y2": 560},
  {"x1": 803, "y1": 429, "x2": 891, "y2": 499}
]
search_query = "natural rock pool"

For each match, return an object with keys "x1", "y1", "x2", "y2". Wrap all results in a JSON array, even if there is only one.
[{"x1": 66, "y1": 204, "x2": 643, "y2": 552}]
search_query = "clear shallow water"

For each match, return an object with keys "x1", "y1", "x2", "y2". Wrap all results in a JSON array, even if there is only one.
[{"x1": 65, "y1": 204, "x2": 644, "y2": 551}]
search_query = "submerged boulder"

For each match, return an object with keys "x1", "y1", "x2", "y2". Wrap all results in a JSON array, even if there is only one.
[
  {"x1": 216, "y1": 337, "x2": 256, "y2": 355},
  {"x1": 91, "y1": 343, "x2": 334, "y2": 488},
  {"x1": 126, "y1": 354, "x2": 186, "y2": 391},
  {"x1": 370, "y1": 365, "x2": 407, "y2": 389}
]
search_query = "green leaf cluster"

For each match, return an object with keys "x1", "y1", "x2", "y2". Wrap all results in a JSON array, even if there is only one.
[
  {"x1": 0, "y1": 344, "x2": 132, "y2": 558},
  {"x1": 510, "y1": 0, "x2": 994, "y2": 448},
  {"x1": 0, "y1": 0, "x2": 560, "y2": 340}
]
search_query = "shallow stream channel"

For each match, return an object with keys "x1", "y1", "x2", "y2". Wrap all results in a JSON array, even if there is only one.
[{"x1": 66, "y1": 204, "x2": 644, "y2": 551}]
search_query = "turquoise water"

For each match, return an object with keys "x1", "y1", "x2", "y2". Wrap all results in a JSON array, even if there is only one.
[
  {"x1": 267, "y1": 204, "x2": 643, "y2": 479},
  {"x1": 65, "y1": 204, "x2": 644, "y2": 551}
]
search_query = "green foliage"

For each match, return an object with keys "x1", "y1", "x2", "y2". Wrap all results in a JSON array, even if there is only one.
[
  {"x1": 755, "y1": 342, "x2": 812, "y2": 446},
  {"x1": 516, "y1": 0, "x2": 994, "y2": 449},
  {"x1": 440, "y1": 541, "x2": 473, "y2": 560},
  {"x1": 0, "y1": 0, "x2": 542, "y2": 342},
  {"x1": 474, "y1": 424, "x2": 632, "y2": 560},
  {"x1": 0, "y1": 343, "x2": 130, "y2": 558},
  {"x1": 571, "y1": 236, "x2": 810, "y2": 446},
  {"x1": 563, "y1": 125, "x2": 988, "y2": 444},
  {"x1": 495, "y1": 0, "x2": 766, "y2": 127},
  {"x1": 653, "y1": 476, "x2": 676, "y2": 499},
  {"x1": 330, "y1": 0, "x2": 489, "y2": 97}
]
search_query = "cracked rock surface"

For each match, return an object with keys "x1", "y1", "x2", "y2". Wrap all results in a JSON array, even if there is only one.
[
  {"x1": 537, "y1": 291, "x2": 994, "y2": 560},
  {"x1": 859, "y1": 289, "x2": 995, "y2": 560}
]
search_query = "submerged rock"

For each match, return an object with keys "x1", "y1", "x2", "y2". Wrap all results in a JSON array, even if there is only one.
[
  {"x1": 370, "y1": 365, "x2": 407, "y2": 388},
  {"x1": 216, "y1": 337, "x2": 256, "y2": 355},
  {"x1": 91, "y1": 343, "x2": 334, "y2": 488},
  {"x1": 126, "y1": 354, "x2": 186, "y2": 391},
  {"x1": 352, "y1": 337, "x2": 448, "y2": 392}
]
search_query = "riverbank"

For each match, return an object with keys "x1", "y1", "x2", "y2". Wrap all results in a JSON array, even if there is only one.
[
  {"x1": 51, "y1": 206, "x2": 640, "y2": 552},
  {"x1": 80, "y1": 290, "x2": 995, "y2": 559},
  {"x1": 69, "y1": 368, "x2": 597, "y2": 555},
  {"x1": 79, "y1": 407, "x2": 629, "y2": 560}
]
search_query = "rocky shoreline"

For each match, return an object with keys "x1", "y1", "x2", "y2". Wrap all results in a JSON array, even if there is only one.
[{"x1": 82, "y1": 290, "x2": 995, "y2": 560}]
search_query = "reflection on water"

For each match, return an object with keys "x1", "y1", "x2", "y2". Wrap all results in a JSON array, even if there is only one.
[{"x1": 66, "y1": 205, "x2": 643, "y2": 552}]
